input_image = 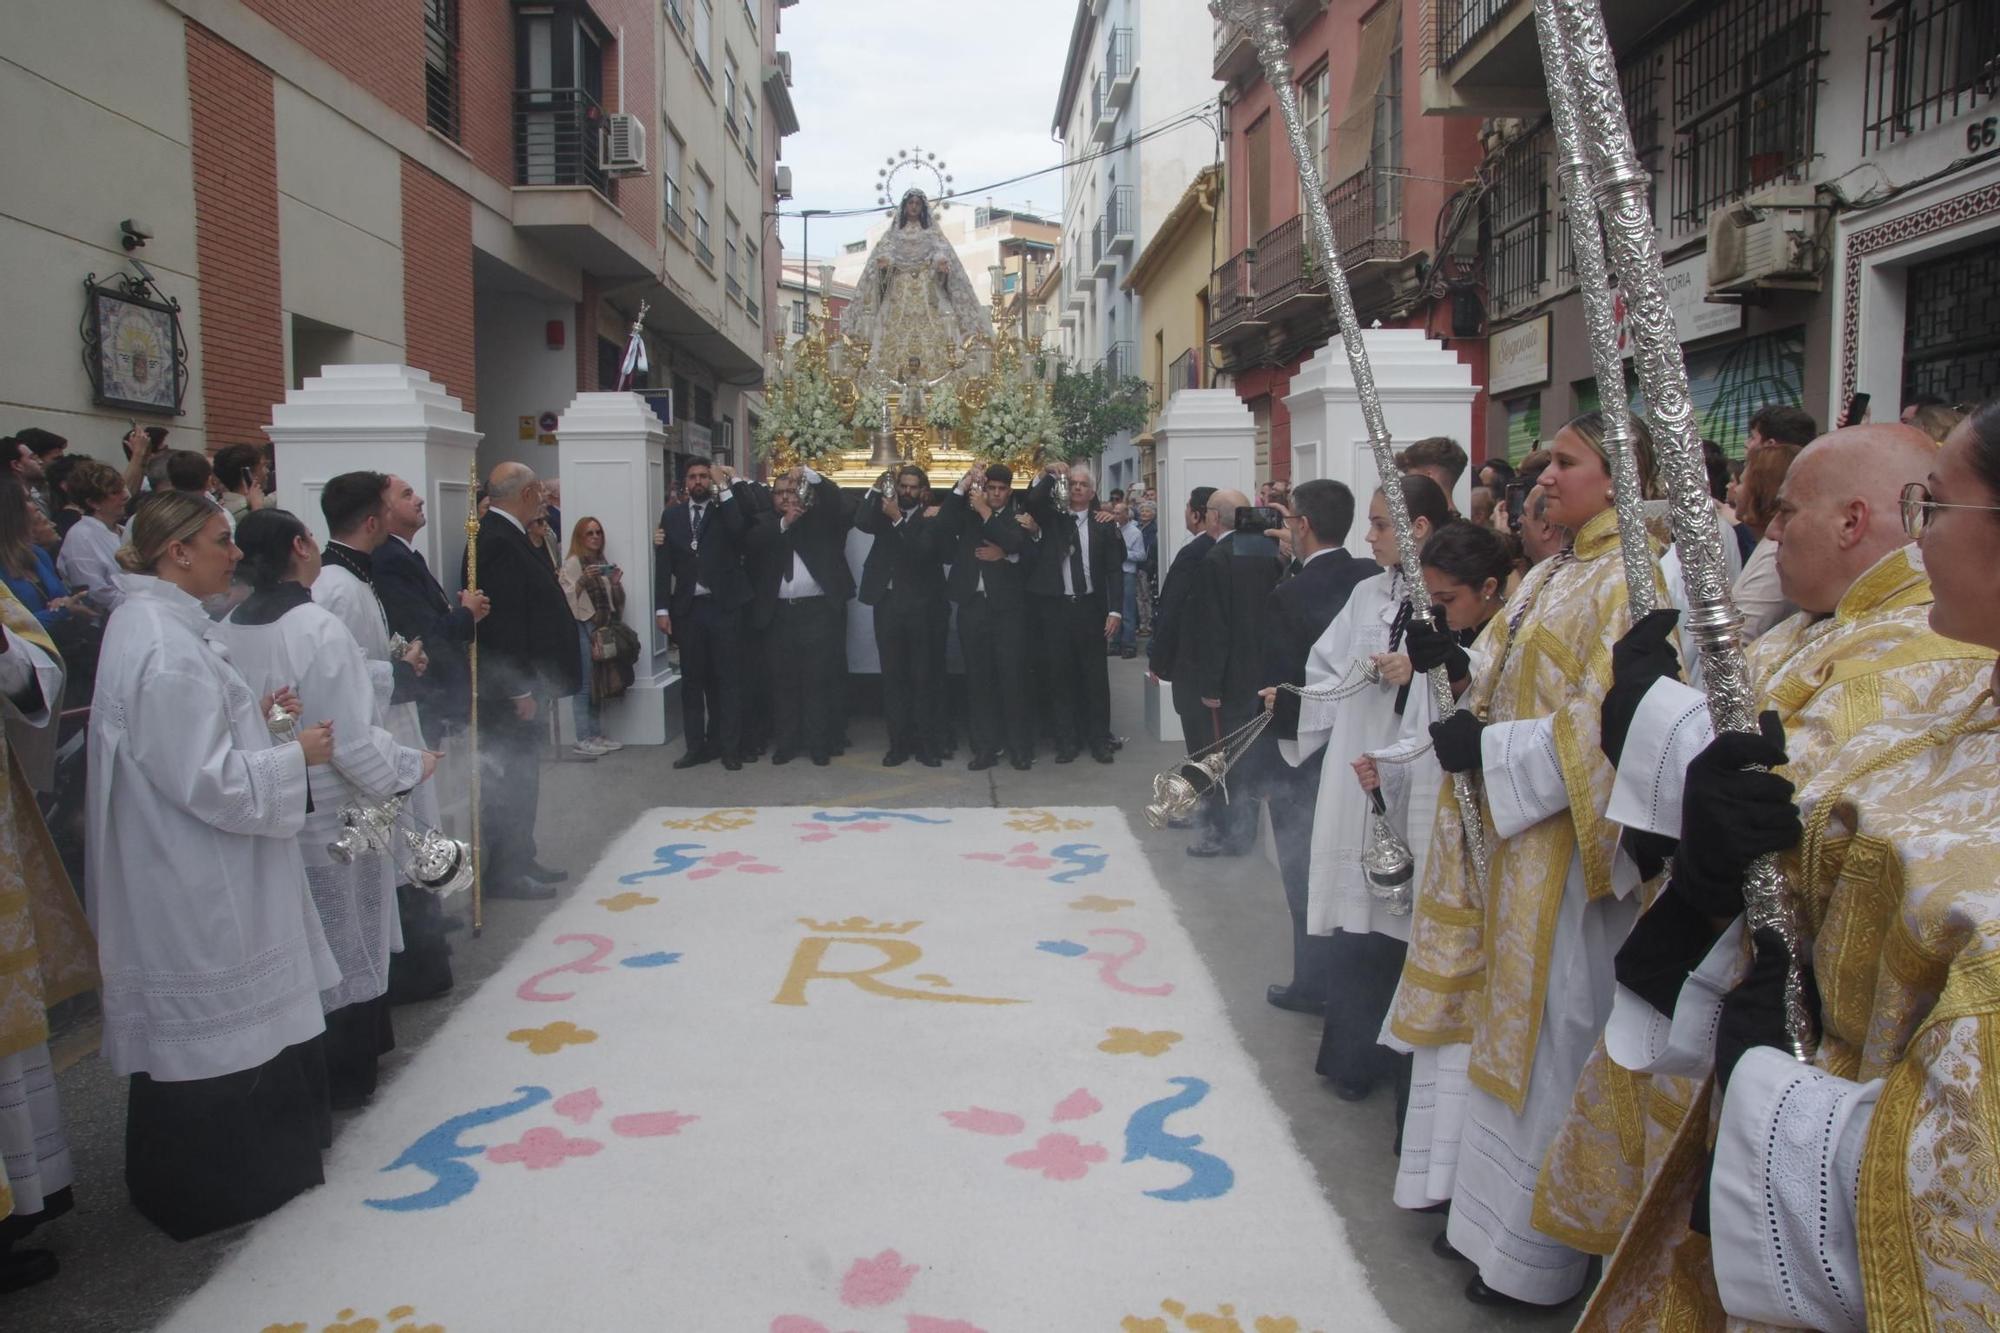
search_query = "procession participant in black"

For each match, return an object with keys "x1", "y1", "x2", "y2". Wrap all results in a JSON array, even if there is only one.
[
  {"x1": 653, "y1": 460, "x2": 754, "y2": 770},
  {"x1": 937, "y1": 463, "x2": 1034, "y2": 771},
  {"x1": 1022, "y1": 462, "x2": 1124, "y2": 763},
  {"x1": 757, "y1": 466, "x2": 853, "y2": 766},
  {"x1": 1146, "y1": 487, "x2": 1217, "y2": 828},
  {"x1": 1185, "y1": 489, "x2": 1284, "y2": 856},
  {"x1": 856, "y1": 465, "x2": 947, "y2": 767}
]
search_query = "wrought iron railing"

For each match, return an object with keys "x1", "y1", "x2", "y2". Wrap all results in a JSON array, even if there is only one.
[
  {"x1": 1668, "y1": 0, "x2": 1824, "y2": 234},
  {"x1": 1435, "y1": 0, "x2": 1516, "y2": 70},
  {"x1": 1209, "y1": 249, "x2": 1255, "y2": 336},
  {"x1": 666, "y1": 204, "x2": 687, "y2": 239},
  {"x1": 1329, "y1": 170, "x2": 1408, "y2": 268},
  {"x1": 1104, "y1": 184, "x2": 1134, "y2": 242},
  {"x1": 424, "y1": 0, "x2": 459, "y2": 140},
  {"x1": 1168, "y1": 347, "x2": 1201, "y2": 394},
  {"x1": 1105, "y1": 26, "x2": 1133, "y2": 83},
  {"x1": 1865, "y1": 0, "x2": 1999, "y2": 151},
  {"x1": 1487, "y1": 122, "x2": 1550, "y2": 318},
  {"x1": 513, "y1": 86, "x2": 608, "y2": 196},
  {"x1": 725, "y1": 271, "x2": 743, "y2": 303},
  {"x1": 1103, "y1": 341, "x2": 1137, "y2": 382},
  {"x1": 1253, "y1": 216, "x2": 1311, "y2": 311}
]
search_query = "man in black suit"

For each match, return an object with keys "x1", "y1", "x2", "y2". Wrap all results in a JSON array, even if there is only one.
[
  {"x1": 476, "y1": 462, "x2": 582, "y2": 900},
  {"x1": 375, "y1": 474, "x2": 489, "y2": 746},
  {"x1": 1257, "y1": 479, "x2": 1370, "y2": 1015},
  {"x1": 653, "y1": 459, "x2": 754, "y2": 770},
  {"x1": 1185, "y1": 488, "x2": 1285, "y2": 856},
  {"x1": 855, "y1": 464, "x2": 946, "y2": 767},
  {"x1": 1022, "y1": 462, "x2": 1124, "y2": 763},
  {"x1": 1146, "y1": 487, "x2": 1217, "y2": 801},
  {"x1": 756, "y1": 465, "x2": 853, "y2": 765},
  {"x1": 937, "y1": 462, "x2": 1034, "y2": 770}
]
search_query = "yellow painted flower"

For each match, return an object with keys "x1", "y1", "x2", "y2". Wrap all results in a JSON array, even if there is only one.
[
  {"x1": 507, "y1": 1021, "x2": 598, "y2": 1055},
  {"x1": 1005, "y1": 808, "x2": 1092, "y2": 833},
  {"x1": 597, "y1": 891, "x2": 659, "y2": 912},
  {"x1": 1069, "y1": 894, "x2": 1134, "y2": 913},
  {"x1": 1098, "y1": 1027, "x2": 1183, "y2": 1057},
  {"x1": 661, "y1": 808, "x2": 756, "y2": 831}
]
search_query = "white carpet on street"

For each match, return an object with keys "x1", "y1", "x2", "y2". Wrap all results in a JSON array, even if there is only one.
[{"x1": 162, "y1": 807, "x2": 1391, "y2": 1333}]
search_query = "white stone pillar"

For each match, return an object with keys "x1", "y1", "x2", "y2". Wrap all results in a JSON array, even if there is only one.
[
  {"x1": 1284, "y1": 330, "x2": 1479, "y2": 558},
  {"x1": 264, "y1": 364, "x2": 482, "y2": 571},
  {"x1": 555, "y1": 391, "x2": 675, "y2": 746},
  {"x1": 1145, "y1": 389, "x2": 1258, "y2": 744}
]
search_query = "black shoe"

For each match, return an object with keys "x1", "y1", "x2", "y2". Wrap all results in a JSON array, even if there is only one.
[
  {"x1": 722, "y1": 757, "x2": 742, "y2": 771},
  {"x1": 917, "y1": 751, "x2": 941, "y2": 768},
  {"x1": 1105, "y1": 644, "x2": 1120, "y2": 656},
  {"x1": 1464, "y1": 1275, "x2": 1571, "y2": 1309},
  {"x1": 883, "y1": 749, "x2": 910, "y2": 767},
  {"x1": 1120, "y1": 647, "x2": 1137, "y2": 659},
  {"x1": 1090, "y1": 745, "x2": 1114, "y2": 764},
  {"x1": 771, "y1": 749, "x2": 798, "y2": 766},
  {"x1": 0, "y1": 1248, "x2": 59, "y2": 1294},
  {"x1": 524, "y1": 861, "x2": 568, "y2": 884},
  {"x1": 1332, "y1": 1078, "x2": 1372, "y2": 1102},
  {"x1": 1010, "y1": 754, "x2": 1032, "y2": 771},
  {"x1": 1266, "y1": 984, "x2": 1325, "y2": 1017},
  {"x1": 1432, "y1": 1232, "x2": 1467, "y2": 1263},
  {"x1": 672, "y1": 748, "x2": 713, "y2": 770},
  {"x1": 1185, "y1": 842, "x2": 1226, "y2": 858},
  {"x1": 1054, "y1": 747, "x2": 1078, "y2": 764},
  {"x1": 811, "y1": 754, "x2": 831, "y2": 766},
  {"x1": 967, "y1": 752, "x2": 999, "y2": 771},
  {"x1": 487, "y1": 876, "x2": 557, "y2": 901}
]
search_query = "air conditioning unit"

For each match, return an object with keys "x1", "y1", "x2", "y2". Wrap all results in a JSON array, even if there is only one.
[
  {"x1": 1705, "y1": 185, "x2": 1820, "y2": 297},
  {"x1": 774, "y1": 50, "x2": 793, "y2": 85},
  {"x1": 774, "y1": 164, "x2": 793, "y2": 200},
  {"x1": 603, "y1": 113, "x2": 647, "y2": 174}
]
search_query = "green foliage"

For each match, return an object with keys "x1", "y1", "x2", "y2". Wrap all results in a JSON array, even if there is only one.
[{"x1": 1049, "y1": 357, "x2": 1151, "y2": 462}]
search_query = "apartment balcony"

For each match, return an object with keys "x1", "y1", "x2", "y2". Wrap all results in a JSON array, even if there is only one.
[
  {"x1": 1167, "y1": 347, "x2": 1202, "y2": 395},
  {"x1": 1103, "y1": 340, "x2": 1137, "y2": 382},
  {"x1": 1208, "y1": 248, "x2": 1259, "y2": 339},
  {"x1": 1093, "y1": 221, "x2": 1118, "y2": 278},
  {"x1": 1251, "y1": 216, "x2": 1314, "y2": 318},
  {"x1": 1213, "y1": 0, "x2": 1329, "y2": 84},
  {"x1": 1104, "y1": 185, "x2": 1135, "y2": 257},
  {"x1": 1102, "y1": 27, "x2": 1135, "y2": 110},
  {"x1": 1422, "y1": 0, "x2": 1665, "y2": 115},
  {"x1": 1328, "y1": 170, "x2": 1408, "y2": 270},
  {"x1": 1089, "y1": 77, "x2": 1117, "y2": 146},
  {"x1": 1068, "y1": 267, "x2": 1091, "y2": 310},
  {"x1": 511, "y1": 86, "x2": 657, "y2": 281}
]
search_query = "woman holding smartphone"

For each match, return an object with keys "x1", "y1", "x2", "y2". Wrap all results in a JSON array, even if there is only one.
[{"x1": 560, "y1": 516, "x2": 624, "y2": 757}]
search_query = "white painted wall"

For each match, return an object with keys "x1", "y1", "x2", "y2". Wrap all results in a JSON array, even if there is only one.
[
  {"x1": 0, "y1": 0, "x2": 207, "y2": 460},
  {"x1": 474, "y1": 289, "x2": 577, "y2": 476}
]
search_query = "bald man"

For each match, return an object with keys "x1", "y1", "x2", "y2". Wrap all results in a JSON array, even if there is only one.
[
  {"x1": 1182, "y1": 488, "x2": 1284, "y2": 856},
  {"x1": 472, "y1": 461, "x2": 582, "y2": 899},
  {"x1": 1529, "y1": 423, "x2": 1994, "y2": 1278}
]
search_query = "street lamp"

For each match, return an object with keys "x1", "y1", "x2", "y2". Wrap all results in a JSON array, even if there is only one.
[{"x1": 796, "y1": 208, "x2": 830, "y2": 334}]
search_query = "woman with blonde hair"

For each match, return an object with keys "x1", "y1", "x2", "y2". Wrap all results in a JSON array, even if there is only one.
[
  {"x1": 559, "y1": 515, "x2": 626, "y2": 756},
  {"x1": 85, "y1": 491, "x2": 340, "y2": 1239}
]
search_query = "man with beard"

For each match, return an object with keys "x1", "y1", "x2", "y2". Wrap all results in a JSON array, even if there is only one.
[
  {"x1": 1022, "y1": 462, "x2": 1123, "y2": 763},
  {"x1": 856, "y1": 464, "x2": 946, "y2": 766},
  {"x1": 654, "y1": 459, "x2": 754, "y2": 770}
]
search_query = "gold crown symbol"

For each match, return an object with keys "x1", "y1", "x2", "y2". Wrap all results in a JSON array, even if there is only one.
[{"x1": 797, "y1": 916, "x2": 922, "y2": 934}]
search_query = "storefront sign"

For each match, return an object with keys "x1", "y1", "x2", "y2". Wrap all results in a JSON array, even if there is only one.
[
  {"x1": 1617, "y1": 252, "x2": 1743, "y2": 357},
  {"x1": 1490, "y1": 314, "x2": 1552, "y2": 394}
]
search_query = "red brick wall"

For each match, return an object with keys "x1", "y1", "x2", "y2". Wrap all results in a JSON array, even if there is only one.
[
  {"x1": 187, "y1": 25, "x2": 287, "y2": 448},
  {"x1": 240, "y1": 0, "x2": 422, "y2": 124},
  {"x1": 402, "y1": 159, "x2": 477, "y2": 411},
  {"x1": 458, "y1": 0, "x2": 515, "y2": 188}
]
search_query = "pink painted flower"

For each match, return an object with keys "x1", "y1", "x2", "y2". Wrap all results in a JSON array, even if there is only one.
[
  {"x1": 552, "y1": 1087, "x2": 603, "y2": 1124},
  {"x1": 906, "y1": 1319, "x2": 988, "y2": 1333},
  {"x1": 1003, "y1": 1133, "x2": 1108, "y2": 1182},
  {"x1": 941, "y1": 1107, "x2": 1026, "y2": 1136},
  {"x1": 840, "y1": 1249, "x2": 919, "y2": 1308},
  {"x1": 739, "y1": 863, "x2": 781, "y2": 874},
  {"x1": 707, "y1": 850, "x2": 754, "y2": 867},
  {"x1": 610, "y1": 1111, "x2": 699, "y2": 1138},
  {"x1": 486, "y1": 1126, "x2": 602, "y2": 1170},
  {"x1": 1050, "y1": 1088, "x2": 1102, "y2": 1122},
  {"x1": 1007, "y1": 855, "x2": 1055, "y2": 871}
]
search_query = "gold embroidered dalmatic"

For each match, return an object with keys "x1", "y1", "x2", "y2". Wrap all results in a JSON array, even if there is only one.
[
  {"x1": 1580, "y1": 687, "x2": 2000, "y2": 1332},
  {"x1": 0, "y1": 587, "x2": 96, "y2": 1222},
  {"x1": 1534, "y1": 545, "x2": 1994, "y2": 1255},
  {"x1": 1389, "y1": 508, "x2": 1651, "y2": 1112}
]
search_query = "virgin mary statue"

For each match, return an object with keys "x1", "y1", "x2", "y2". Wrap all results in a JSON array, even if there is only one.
[{"x1": 844, "y1": 189, "x2": 992, "y2": 377}]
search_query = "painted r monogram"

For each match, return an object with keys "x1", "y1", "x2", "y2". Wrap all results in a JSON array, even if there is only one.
[{"x1": 771, "y1": 922, "x2": 1022, "y2": 1007}]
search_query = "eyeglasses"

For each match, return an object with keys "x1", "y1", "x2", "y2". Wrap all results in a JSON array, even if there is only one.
[{"x1": 1900, "y1": 481, "x2": 2000, "y2": 540}]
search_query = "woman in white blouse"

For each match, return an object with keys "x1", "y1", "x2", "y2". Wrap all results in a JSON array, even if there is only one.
[{"x1": 85, "y1": 491, "x2": 337, "y2": 1240}]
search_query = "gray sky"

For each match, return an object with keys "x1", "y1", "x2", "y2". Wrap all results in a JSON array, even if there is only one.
[{"x1": 774, "y1": 0, "x2": 1078, "y2": 263}]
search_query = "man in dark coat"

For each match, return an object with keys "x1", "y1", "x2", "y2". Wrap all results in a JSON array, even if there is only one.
[
  {"x1": 754, "y1": 465, "x2": 853, "y2": 765},
  {"x1": 1146, "y1": 487, "x2": 1216, "y2": 830},
  {"x1": 1257, "y1": 479, "x2": 1371, "y2": 1014},
  {"x1": 653, "y1": 459, "x2": 755, "y2": 769},
  {"x1": 936, "y1": 463, "x2": 1034, "y2": 770},
  {"x1": 855, "y1": 464, "x2": 946, "y2": 766},
  {"x1": 375, "y1": 475, "x2": 488, "y2": 747},
  {"x1": 1184, "y1": 488, "x2": 1284, "y2": 856},
  {"x1": 1021, "y1": 462, "x2": 1125, "y2": 763},
  {"x1": 475, "y1": 462, "x2": 582, "y2": 900}
]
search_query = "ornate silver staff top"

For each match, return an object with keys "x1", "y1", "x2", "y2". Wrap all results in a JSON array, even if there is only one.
[
  {"x1": 1545, "y1": 0, "x2": 1808, "y2": 1058},
  {"x1": 1530, "y1": 0, "x2": 1655, "y2": 620},
  {"x1": 1210, "y1": 0, "x2": 1489, "y2": 888}
]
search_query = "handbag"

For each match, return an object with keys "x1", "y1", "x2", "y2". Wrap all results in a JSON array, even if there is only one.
[{"x1": 590, "y1": 624, "x2": 622, "y2": 661}]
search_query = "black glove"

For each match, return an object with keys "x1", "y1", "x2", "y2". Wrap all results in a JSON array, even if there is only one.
[
  {"x1": 1715, "y1": 927, "x2": 1820, "y2": 1096},
  {"x1": 1600, "y1": 608, "x2": 1682, "y2": 768},
  {"x1": 1405, "y1": 606, "x2": 1470, "y2": 682},
  {"x1": 1429, "y1": 710, "x2": 1487, "y2": 774},
  {"x1": 1670, "y1": 711, "x2": 1799, "y2": 921}
]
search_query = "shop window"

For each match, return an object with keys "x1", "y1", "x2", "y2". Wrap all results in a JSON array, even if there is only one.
[
  {"x1": 1901, "y1": 236, "x2": 2000, "y2": 407},
  {"x1": 1503, "y1": 394, "x2": 1542, "y2": 463}
]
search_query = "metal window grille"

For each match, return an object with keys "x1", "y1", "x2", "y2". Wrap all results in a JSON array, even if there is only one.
[
  {"x1": 1252, "y1": 216, "x2": 1308, "y2": 311},
  {"x1": 1865, "y1": 0, "x2": 2000, "y2": 151},
  {"x1": 1371, "y1": 26, "x2": 1404, "y2": 232},
  {"x1": 1901, "y1": 235, "x2": 2000, "y2": 406},
  {"x1": 1669, "y1": 0, "x2": 1824, "y2": 235},
  {"x1": 1435, "y1": 0, "x2": 1513, "y2": 70},
  {"x1": 1330, "y1": 170, "x2": 1410, "y2": 269},
  {"x1": 1487, "y1": 122, "x2": 1550, "y2": 318},
  {"x1": 424, "y1": 0, "x2": 459, "y2": 140},
  {"x1": 514, "y1": 87, "x2": 608, "y2": 195},
  {"x1": 1209, "y1": 249, "x2": 1254, "y2": 336}
]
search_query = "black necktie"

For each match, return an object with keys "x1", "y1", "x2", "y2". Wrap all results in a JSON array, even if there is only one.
[
  {"x1": 1069, "y1": 514, "x2": 1087, "y2": 596},
  {"x1": 691, "y1": 503, "x2": 705, "y2": 552}
]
